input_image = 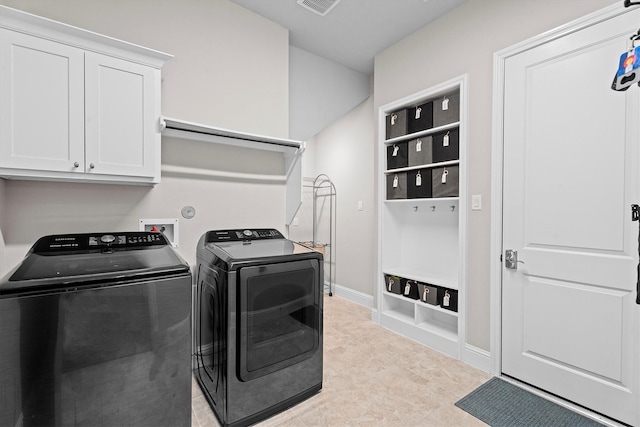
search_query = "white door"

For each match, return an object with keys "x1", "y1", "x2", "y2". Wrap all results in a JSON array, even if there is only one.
[
  {"x1": 0, "y1": 29, "x2": 84, "y2": 172},
  {"x1": 85, "y1": 52, "x2": 158, "y2": 178},
  {"x1": 501, "y1": 8, "x2": 640, "y2": 426}
]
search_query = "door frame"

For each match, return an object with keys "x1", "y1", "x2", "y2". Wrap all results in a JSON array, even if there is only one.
[{"x1": 489, "y1": 0, "x2": 632, "y2": 417}]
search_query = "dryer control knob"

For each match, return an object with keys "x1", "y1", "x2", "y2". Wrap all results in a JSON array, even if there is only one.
[{"x1": 243, "y1": 230, "x2": 253, "y2": 237}]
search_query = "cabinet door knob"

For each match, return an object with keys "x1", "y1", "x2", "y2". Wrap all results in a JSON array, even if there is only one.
[
  {"x1": 89, "y1": 163, "x2": 95, "y2": 169},
  {"x1": 73, "y1": 162, "x2": 79, "y2": 168}
]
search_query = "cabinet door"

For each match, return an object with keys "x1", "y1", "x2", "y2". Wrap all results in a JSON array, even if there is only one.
[
  {"x1": 0, "y1": 29, "x2": 85, "y2": 172},
  {"x1": 84, "y1": 52, "x2": 159, "y2": 179}
]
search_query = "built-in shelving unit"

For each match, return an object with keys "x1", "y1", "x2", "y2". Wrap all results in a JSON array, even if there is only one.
[{"x1": 376, "y1": 75, "x2": 467, "y2": 359}]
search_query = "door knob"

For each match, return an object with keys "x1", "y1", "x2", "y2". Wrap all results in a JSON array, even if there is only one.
[
  {"x1": 89, "y1": 163, "x2": 95, "y2": 169},
  {"x1": 505, "y1": 249, "x2": 524, "y2": 270}
]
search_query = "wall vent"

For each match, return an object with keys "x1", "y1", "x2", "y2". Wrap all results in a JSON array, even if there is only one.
[{"x1": 296, "y1": 0, "x2": 341, "y2": 16}]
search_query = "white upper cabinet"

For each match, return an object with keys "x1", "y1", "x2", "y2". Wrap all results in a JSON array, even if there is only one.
[
  {"x1": 0, "y1": 29, "x2": 85, "y2": 174},
  {"x1": 0, "y1": 6, "x2": 171, "y2": 184},
  {"x1": 84, "y1": 52, "x2": 159, "y2": 179}
]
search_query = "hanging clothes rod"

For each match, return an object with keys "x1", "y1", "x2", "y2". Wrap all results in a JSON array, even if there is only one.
[{"x1": 161, "y1": 117, "x2": 304, "y2": 151}]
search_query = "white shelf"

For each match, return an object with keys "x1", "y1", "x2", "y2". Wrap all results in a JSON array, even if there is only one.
[
  {"x1": 160, "y1": 117, "x2": 305, "y2": 226},
  {"x1": 382, "y1": 294, "x2": 415, "y2": 323},
  {"x1": 383, "y1": 197, "x2": 459, "y2": 206},
  {"x1": 383, "y1": 269, "x2": 458, "y2": 290},
  {"x1": 161, "y1": 117, "x2": 304, "y2": 153},
  {"x1": 416, "y1": 299, "x2": 458, "y2": 318},
  {"x1": 415, "y1": 317, "x2": 458, "y2": 341},
  {"x1": 379, "y1": 292, "x2": 459, "y2": 355},
  {"x1": 384, "y1": 121, "x2": 460, "y2": 145},
  {"x1": 383, "y1": 291, "x2": 458, "y2": 317},
  {"x1": 385, "y1": 159, "x2": 459, "y2": 174}
]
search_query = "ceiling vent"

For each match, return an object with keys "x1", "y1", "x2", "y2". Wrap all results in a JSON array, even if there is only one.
[{"x1": 296, "y1": 0, "x2": 341, "y2": 16}]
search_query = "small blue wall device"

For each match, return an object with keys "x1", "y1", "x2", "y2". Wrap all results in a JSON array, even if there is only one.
[
  {"x1": 612, "y1": 0, "x2": 640, "y2": 90},
  {"x1": 612, "y1": 45, "x2": 640, "y2": 91}
]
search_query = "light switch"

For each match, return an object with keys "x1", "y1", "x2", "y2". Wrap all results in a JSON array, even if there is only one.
[{"x1": 472, "y1": 195, "x2": 482, "y2": 211}]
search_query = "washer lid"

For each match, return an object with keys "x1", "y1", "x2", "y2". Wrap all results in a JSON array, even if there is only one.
[
  {"x1": 9, "y1": 246, "x2": 186, "y2": 281},
  {"x1": 0, "y1": 232, "x2": 190, "y2": 297}
]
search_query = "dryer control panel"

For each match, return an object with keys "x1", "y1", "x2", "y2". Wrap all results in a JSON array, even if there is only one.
[{"x1": 205, "y1": 229, "x2": 284, "y2": 242}]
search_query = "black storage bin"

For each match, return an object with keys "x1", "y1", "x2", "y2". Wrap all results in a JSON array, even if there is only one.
[
  {"x1": 418, "y1": 283, "x2": 439, "y2": 305},
  {"x1": 402, "y1": 280, "x2": 419, "y2": 300},
  {"x1": 385, "y1": 109, "x2": 408, "y2": 139},
  {"x1": 408, "y1": 137, "x2": 432, "y2": 167},
  {"x1": 407, "y1": 169, "x2": 432, "y2": 199},
  {"x1": 431, "y1": 166, "x2": 459, "y2": 198},
  {"x1": 438, "y1": 288, "x2": 458, "y2": 312},
  {"x1": 386, "y1": 173, "x2": 407, "y2": 200},
  {"x1": 433, "y1": 92, "x2": 460, "y2": 127},
  {"x1": 387, "y1": 141, "x2": 408, "y2": 169},
  {"x1": 432, "y1": 128, "x2": 459, "y2": 163},
  {"x1": 384, "y1": 275, "x2": 403, "y2": 295},
  {"x1": 407, "y1": 101, "x2": 433, "y2": 134}
]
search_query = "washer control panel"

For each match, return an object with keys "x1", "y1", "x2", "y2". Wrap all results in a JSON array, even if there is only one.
[
  {"x1": 32, "y1": 232, "x2": 168, "y2": 252},
  {"x1": 205, "y1": 229, "x2": 284, "y2": 242}
]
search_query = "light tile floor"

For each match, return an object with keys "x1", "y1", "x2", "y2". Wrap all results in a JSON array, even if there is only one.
[{"x1": 191, "y1": 294, "x2": 490, "y2": 427}]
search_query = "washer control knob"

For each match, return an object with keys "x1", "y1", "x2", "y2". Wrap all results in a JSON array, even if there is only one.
[
  {"x1": 100, "y1": 234, "x2": 116, "y2": 244},
  {"x1": 243, "y1": 230, "x2": 253, "y2": 237}
]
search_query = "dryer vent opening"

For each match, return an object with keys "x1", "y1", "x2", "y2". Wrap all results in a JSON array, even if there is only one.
[{"x1": 296, "y1": 0, "x2": 341, "y2": 16}]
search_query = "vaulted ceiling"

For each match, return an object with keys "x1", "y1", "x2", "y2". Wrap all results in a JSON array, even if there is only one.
[{"x1": 230, "y1": 0, "x2": 467, "y2": 75}]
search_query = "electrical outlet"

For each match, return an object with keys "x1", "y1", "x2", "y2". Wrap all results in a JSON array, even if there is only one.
[{"x1": 139, "y1": 218, "x2": 179, "y2": 247}]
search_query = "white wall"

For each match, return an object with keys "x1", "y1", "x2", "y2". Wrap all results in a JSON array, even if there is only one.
[
  {"x1": 0, "y1": 0, "x2": 289, "y2": 137},
  {"x1": 373, "y1": 0, "x2": 615, "y2": 351},
  {"x1": 297, "y1": 97, "x2": 376, "y2": 297},
  {"x1": 0, "y1": 0, "x2": 290, "y2": 273},
  {"x1": 287, "y1": 130, "x2": 318, "y2": 249},
  {"x1": 289, "y1": 46, "x2": 370, "y2": 141}
]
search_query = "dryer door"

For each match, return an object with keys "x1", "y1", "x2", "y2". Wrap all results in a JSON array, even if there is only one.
[{"x1": 237, "y1": 259, "x2": 320, "y2": 381}]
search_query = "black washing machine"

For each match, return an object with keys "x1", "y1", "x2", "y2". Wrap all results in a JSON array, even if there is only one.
[
  {"x1": 194, "y1": 229, "x2": 323, "y2": 427},
  {"x1": 0, "y1": 232, "x2": 192, "y2": 427}
]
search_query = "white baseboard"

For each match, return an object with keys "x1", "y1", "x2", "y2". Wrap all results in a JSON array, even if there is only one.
[
  {"x1": 370, "y1": 308, "x2": 379, "y2": 323},
  {"x1": 324, "y1": 282, "x2": 373, "y2": 309},
  {"x1": 462, "y1": 343, "x2": 491, "y2": 373}
]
